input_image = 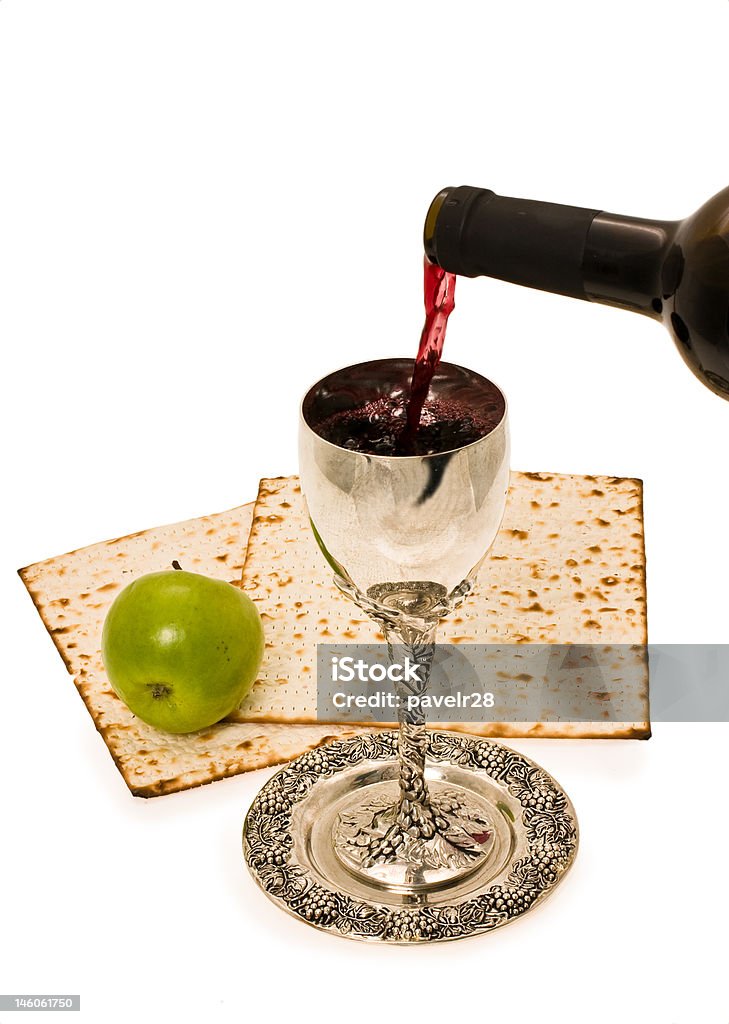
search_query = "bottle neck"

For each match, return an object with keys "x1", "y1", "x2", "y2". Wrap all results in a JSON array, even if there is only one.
[
  {"x1": 583, "y1": 212, "x2": 679, "y2": 317},
  {"x1": 424, "y1": 186, "x2": 679, "y2": 318}
]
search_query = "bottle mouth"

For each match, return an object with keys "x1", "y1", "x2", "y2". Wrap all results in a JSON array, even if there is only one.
[
  {"x1": 423, "y1": 186, "x2": 493, "y2": 276},
  {"x1": 423, "y1": 188, "x2": 453, "y2": 264}
]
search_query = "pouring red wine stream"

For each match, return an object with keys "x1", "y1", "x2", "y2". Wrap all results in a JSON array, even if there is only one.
[
  {"x1": 400, "y1": 258, "x2": 457, "y2": 449},
  {"x1": 313, "y1": 258, "x2": 501, "y2": 457}
]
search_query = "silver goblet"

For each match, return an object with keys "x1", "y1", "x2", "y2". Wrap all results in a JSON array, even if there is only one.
[{"x1": 298, "y1": 358, "x2": 509, "y2": 892}]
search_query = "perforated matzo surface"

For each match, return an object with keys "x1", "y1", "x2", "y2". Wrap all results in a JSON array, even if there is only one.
[
  {"x1": 19, "y1": 505, "x2": 366, "y2": 797},
  {"x1": 232, "y1": 473, "x2": 649, "y2": 737},
  {"x1": 20, "y1": 470, "x2": 649, "y2": 800}
]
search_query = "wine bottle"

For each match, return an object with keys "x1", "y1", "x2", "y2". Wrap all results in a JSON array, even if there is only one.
[{"x1": 424, "y1": 185, "x2": 729, "y2": 399}]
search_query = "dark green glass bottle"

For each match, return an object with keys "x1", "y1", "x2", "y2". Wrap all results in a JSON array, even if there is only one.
[{"x1": 424, "y1": 185, "x2": 729, "y2": 399}]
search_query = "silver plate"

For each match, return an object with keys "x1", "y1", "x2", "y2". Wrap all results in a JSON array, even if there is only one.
[{"x1": 243, "y1": 731, "x2": 578, "y2": 944}]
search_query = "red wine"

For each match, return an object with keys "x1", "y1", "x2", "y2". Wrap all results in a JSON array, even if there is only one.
[
  {"x1": 400, "y1": 258, "x2": 457, "y2": 447},
  {"x1": 311, "y1": 253, "x2": 495, "y2": 454},
  {"x1": 313, "y1": 257, "x2": 487, "y2": 456},
  {"x1": 315, "y1": 395, "x2": 503, "y2": 457}
]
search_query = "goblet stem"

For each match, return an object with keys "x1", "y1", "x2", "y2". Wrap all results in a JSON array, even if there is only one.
[
  {"x1": 384, "y1": 619, "x2": 440, "y2": 840},
  {"x1": 356, "y1": 618, "x2": 458, "y2": 870},
  {"x1": 332, "y1": 604, "x2": 497, "y2": 881}
]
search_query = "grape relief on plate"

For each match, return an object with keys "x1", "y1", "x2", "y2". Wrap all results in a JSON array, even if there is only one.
[{"x1": 243, "y1": 731, "x2": 578, "y2": 943}]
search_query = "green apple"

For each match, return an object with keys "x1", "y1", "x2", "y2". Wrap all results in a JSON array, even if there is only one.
[{"x1": 101, "y1": 569, "x2": 264, "y2": 734}]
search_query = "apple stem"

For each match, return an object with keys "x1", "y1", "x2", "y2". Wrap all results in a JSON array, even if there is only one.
[{"x1": 171, "y1": 560, "x2": 183, "y2": 570}]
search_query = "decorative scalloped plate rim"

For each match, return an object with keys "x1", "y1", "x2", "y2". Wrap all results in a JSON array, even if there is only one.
[{"x1": 243, "y1": 731, "x2": 579, "y2": 944}]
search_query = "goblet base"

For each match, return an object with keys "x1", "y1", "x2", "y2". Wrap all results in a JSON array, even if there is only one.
[
  {"x1": 243, "y1": 732, "x2": 578, "y2": 944},
  {"x1": 332, "y1": 780, "x2": 498, "y2": 891}
]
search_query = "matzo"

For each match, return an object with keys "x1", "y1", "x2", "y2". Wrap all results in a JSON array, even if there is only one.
[
  {"x1": 19, "y1": 504, "x2": 367, "y2": 797},
  {"x1": 233, "y1": 473, "x2": 649, "y2": 737}
]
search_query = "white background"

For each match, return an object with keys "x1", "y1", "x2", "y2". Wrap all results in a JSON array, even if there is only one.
[{"x1": 1, "y1": 1, "x2": 727, "y2": 1021}]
